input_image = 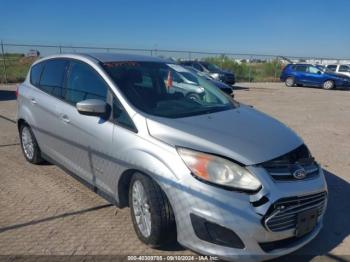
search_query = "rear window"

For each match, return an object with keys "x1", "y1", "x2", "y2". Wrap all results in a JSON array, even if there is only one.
[
  {"x1": 30, "y1": 62, "x2": 45, "y2": 86},
  {"x1": 295, "y1": 65, "x2": 308, "y2": 72},
  {"x1": 40, "y1": 59, "x2": 69, "y2": 98}
]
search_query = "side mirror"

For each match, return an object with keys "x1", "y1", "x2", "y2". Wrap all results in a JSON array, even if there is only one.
[
  {"x1": 317, "y1": 71, "x2": 322, "y2": 75},
  {"x1": 76, "y1": 99, "x2": 107, "y2": 116}
]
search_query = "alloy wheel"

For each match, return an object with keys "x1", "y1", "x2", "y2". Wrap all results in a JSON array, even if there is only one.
[
  {"x1": 21, "y1": 126, "x2": 34, "y2": 160},
  {"x1": 132, "y1": 180, "x2": 152, "y2": 238}
]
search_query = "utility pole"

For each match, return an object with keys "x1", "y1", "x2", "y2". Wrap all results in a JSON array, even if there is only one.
[{"x1": 1, "y1": 40, "x2": 8, "y2": 84}]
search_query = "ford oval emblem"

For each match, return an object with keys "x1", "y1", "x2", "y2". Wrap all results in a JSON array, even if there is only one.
[{"x1": 293, "y1": 168, "x2": 307, "y2": 180}]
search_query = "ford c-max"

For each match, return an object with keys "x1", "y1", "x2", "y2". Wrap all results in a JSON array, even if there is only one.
[{"x1": 17, "y1": 53, "x2": 327, "y2": 261}]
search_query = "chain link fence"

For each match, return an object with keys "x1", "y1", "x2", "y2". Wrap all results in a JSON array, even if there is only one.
[{"x1": 1, "y1": 41, "x2": 350, "y2": 84}]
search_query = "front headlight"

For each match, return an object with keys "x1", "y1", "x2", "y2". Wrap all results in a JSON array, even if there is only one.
[{"x1": 177, "y1": 147, "x2": 262, "y2": 192}]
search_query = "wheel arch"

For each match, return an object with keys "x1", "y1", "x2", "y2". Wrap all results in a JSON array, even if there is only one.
[
  {"x1": 324, "y1": 79, "x2": 336, "y2": 84},
  {"x1": 116, "y1": 167, "x2": 177, "y2": 215},
  {"x1": 17, "y1": 118, "x2": 27, "y2": 131}
]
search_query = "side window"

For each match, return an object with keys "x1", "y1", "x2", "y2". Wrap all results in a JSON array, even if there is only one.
[
  {"x1": 40, "y1": 59, "x2": 69, "y2": 98},
  {"x1": 295, "y1": 65, "x2": 307, "y2": 72},
  {"x1": 112, "y1": 97, "x2": 136, "y2": 131},
  {"x1": 308, "y1": 66, "x2": 319, "y2": 74},
  {"x1": 66, "y1": 61, "x2": 108, "y2": 105},
  {"x1": 339, "y1": 65, "x2": 350, "y2": 72},
  {"x1": 30, "y1": 62, "x2": 45, "y2": 86},
  {"x1": 326, "y1": 65, "x2": 337, "y2": 72}
]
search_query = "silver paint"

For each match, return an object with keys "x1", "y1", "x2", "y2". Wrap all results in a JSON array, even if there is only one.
[{"x1": 17, "y1": 53, "x2": 328, "y2": 262}]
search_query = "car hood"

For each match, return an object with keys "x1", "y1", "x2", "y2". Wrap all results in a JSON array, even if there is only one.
[
  {"x1": 210, "y1": 79, "x2": 232, "y2": 89},
  {"x1": 146, "y1": 105, "x2": 303, "y2": 165}
]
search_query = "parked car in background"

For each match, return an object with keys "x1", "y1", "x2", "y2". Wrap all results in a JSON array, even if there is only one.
[
  {"x1": 324, "y1": 64, "x2": 350, "y2": 77},
  {"x1": 18, "y1": 53, "x2": 327, "y2": 261},
  {"x1": 185, "y1": 66, "x2": 234, "y2": 95},
  {"x1": 180, "y1": 60, "x2": 235, "y2": 85},
  {"x1": 160, "y1": 64, "x2": 205, "y2": 102},
  {"x1": 280, "y1": 63, "x2": 350, "y2": 89}
]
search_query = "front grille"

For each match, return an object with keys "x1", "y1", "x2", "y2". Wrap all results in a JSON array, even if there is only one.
[
  {"x1": 264, "y1": 191, "x2": 327, "y2": 232},
  {"x1": 264, "y1": 162, "x2": 319, "y2": 181},
  {"x1": 261, "y1": 144, "x2": 320, "y2": 181}
]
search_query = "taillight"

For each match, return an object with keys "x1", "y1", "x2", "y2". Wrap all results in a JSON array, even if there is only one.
[{"x1": 15, "y1": 85, "x2": 19, "y2": 98}]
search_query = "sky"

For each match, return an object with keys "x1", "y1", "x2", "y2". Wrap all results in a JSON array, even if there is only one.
[{"x1": 0, "y1": 0, "x2": 349, "y2": 58}]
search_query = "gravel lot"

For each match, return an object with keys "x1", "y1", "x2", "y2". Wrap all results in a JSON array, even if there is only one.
[{"x1": 0, "y1": 83, "x2": 349, "y2": 261}]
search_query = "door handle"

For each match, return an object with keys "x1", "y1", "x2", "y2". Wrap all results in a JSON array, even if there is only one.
[
  {"x1": 30, "y1": 98, "x2": 37, "y2": 104},
  {"x1": 61, "y1": 114, "x2": 70, "y2": 123}
]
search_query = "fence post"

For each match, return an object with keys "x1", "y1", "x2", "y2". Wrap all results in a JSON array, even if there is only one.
[
  {"x1": 274, "y1": 56, "x2": 278, "y2": 81},
  {"x1": 188, "y1": 52, "x2": 191, "y2": 60},
  {"x1": 248, "y1": 56, "x2": 252, "y2": 82},
  {"x1": 1, "y1": 40, "x2": 8, "y2": 84},
  {"x1": 59, "y1": 45, "x2": 62, "y2": 54}
]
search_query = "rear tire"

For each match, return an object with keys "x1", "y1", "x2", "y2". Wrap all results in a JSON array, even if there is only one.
[
  {"x1": 129, "y1": 173, "x2": 176, "y2": 247},
  {"x1": 323, "y1": 80, "x2": 334, "y2": 90},
  {"x1": 19, "y1": 124, "x2": 43, "y2": 164},
  {"x1": 285, "y1": 77, "x2": 295, "y2": 87}
]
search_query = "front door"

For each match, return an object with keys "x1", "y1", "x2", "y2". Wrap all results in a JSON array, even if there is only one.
[
  {"x1": 60, "y1": 60, "x2": 114, "y2": 192},
  {"x1": 305, "y1": 66, "x2": 324, "y2": 86}
]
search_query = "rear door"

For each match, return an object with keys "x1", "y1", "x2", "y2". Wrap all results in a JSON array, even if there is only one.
[
  {"x1": 27, "y1": 59, "x2": 70, "y2": 162},
  {"x1": 294, "y1": 65, "x2": 309, "y2": 84}
]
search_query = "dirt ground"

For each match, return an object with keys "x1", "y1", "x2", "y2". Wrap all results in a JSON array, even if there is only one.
[{"x1": 0, "y1": 83, "x2": 349, "y2": 261}]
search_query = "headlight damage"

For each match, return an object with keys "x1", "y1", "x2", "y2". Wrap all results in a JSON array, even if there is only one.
[{"x1": 177, "y1": 147, "x2": 261, "y2": 191}]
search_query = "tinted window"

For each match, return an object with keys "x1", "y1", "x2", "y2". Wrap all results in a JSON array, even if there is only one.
[
  {"x1": 326, "y1": 65, "x2": 337, "y2": 72},
  {"x1": 113, "y1": 97, "x2": 136, "y2": 131},
  {"x1": 30, "y1": 62, "x2": 45, "y2": 86},
  {"x1": 65, "y1": 61, "x2": 108, "y2": 104},
  {"x1": 339, "y1": 65, "x2": 350, "y2": 72},
  {"x1": 295, "y1": 65, "x2": 308, "y2": 72},
  {"x1": 40, "y1": 59, "x2": 69, "y2": 98}
]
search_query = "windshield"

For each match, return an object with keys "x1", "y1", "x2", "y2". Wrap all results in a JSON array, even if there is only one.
[
  {"x1": 185, "y1": 66, "x2": 212, "y2": 80},
  {"x1": 103, "y1": 62, "x2": 235, "y2": 118},
  {"x1": 202, "y1": 62, "x2": 222, "y2": 72}
]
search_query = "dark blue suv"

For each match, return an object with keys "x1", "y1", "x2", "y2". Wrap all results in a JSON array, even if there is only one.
[{"x1": 280, "y1": 64, "x2": 350, "y2": 89}]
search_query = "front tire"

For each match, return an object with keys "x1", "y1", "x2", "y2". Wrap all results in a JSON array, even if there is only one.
[
  {"x1": 129, "y1": 173, "x2": 176, "y2": 247},
  {"x1": 285, "y1": 77, "x2": 295, "y2": 87},
  {"x1": 323, "y1": 80, "x2": 334, "y2": 90},
  {"x1": 19, "y1": 124, "x2": 43, "y2": 164}
]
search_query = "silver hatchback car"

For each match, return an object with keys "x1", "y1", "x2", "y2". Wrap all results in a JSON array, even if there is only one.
[{"x1": 17, "y1": 53, "x2": 327, "y2": 261}]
